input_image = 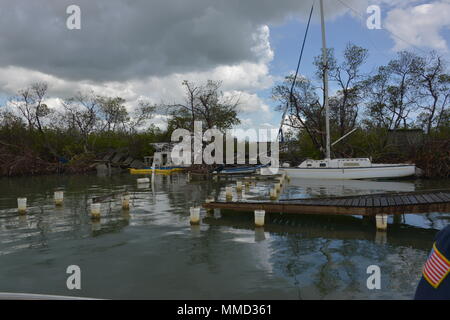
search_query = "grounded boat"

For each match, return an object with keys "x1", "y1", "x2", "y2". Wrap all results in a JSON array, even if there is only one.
[{"x1": 282, "y1": 158, "x2": 416, "y2": 180}]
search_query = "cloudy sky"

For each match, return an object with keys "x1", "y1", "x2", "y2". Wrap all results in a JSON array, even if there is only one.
[{"x1": 0, "y1": 0, "x2": 449, "y2": 130}]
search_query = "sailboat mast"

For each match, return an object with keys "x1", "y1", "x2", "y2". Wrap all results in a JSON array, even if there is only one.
[{"x1": 319, "y1": 0, "x2": 331, "y2": 159}]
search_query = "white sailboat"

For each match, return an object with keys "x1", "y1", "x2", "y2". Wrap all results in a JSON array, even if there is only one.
[
  {"x1": 282, "y1": 0, "x2": 416, "y2": 180},
  {"x1": 283, "y1": 158, "x2": 416, "y2": 179}
]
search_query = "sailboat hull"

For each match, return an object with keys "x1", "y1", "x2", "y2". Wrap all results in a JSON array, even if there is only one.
[{"x1": 282, "y1": 165, "x2": 416, "y2": 180}]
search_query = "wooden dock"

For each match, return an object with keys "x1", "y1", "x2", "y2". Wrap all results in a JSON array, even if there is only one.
[{"x1": 203, "y1": 189, "x2": 450, "y2": 216}]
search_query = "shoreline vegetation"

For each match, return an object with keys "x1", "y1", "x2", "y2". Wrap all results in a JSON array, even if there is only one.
[{"x1": 0, "y1": 46, "x2": 449, "y2": 178}]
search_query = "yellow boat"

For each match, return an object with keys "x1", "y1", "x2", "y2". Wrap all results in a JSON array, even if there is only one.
[{"x1": 129, "y1": 167, "x2": 185, "y2": 175}]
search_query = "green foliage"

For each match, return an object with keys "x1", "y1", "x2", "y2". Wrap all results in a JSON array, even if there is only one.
[{"x1": 167, "y1": 80, "x2": 241, "y2": 134}]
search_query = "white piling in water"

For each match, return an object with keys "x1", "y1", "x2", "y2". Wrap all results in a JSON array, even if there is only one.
[
  {"x1": 187, "y1": 172, "x2": 191, "y2": 182},
  {"x1": 190, "y1": 207, "x2": 201, "y2": 225},
  {"x1": 17, "y1": 198, "x2": 27, "y2": 214},
  {"x1": 90, "y1": 203, "x2": 101, "y2": 219},
  {"x1": 225, "y1": 186, "x2": 233, "y2": 200},
  {"x1": 254, "y1": 210, "x2": 265, "y2": 227},
  {"x1": 236, "y1": 181, "x2": 243, "y2": 192},
  {"x1": 54, "y1": 191, "x2": 64, "y2": 206},
  {"x1": 137, "y1": 178, "x2": 150, "y2": 184},
  {"x1": 375, "y1": 214, "x2": 388, "y2": 231},
  {"x1": 121, "y1": 193, "x2": 130, "y2": 210}
]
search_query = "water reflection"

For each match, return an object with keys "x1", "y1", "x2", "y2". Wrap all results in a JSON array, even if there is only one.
[
  {"x1": 202, "y1": 210, "x2": 438, "y2": 299},
  {"x1": 0, "y1": 173, "x2": 448, "y2": 299},
  {"x1": 254, "y1": 227, "x2": 266, "y2": 242},
  {"x1": 285, "y1": 178, "x2": 416, "y2": 199},
  {"x1": 190, "y1": 225, "x2": 201, "y2": 237},
  {"x1": 202, "y1": 212, "x2": 438, "y2": 250}
]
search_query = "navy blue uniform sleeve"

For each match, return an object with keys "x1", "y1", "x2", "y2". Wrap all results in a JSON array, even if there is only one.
[{"x1": 414, "y1": 225, "x2": 450, "y2": 300}]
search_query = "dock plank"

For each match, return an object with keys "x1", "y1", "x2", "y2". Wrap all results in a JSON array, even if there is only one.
[
  {"x1": 396, "y1": 196, "x2": 406, "y2": 206},
  {"x1": 408, "y1": 195, "x2": 419, "y2": 205},
  {"x1": 373, "y1": 197, "x2": 381, "y2": 207},
  {"x1": 436, "y1": 193, "x2": 450, "y2": 202},
  {"x1": 421, "y1": 193, "x2": 435, "y2": 204},
  {"x1": 344, "y1": 198, "x2": 353, "y2": 207},
  {"x1": 358, "y1": 197, "x2": 367, "y2": 207},
  {"x1": 379, "y1": 197, "x2": 388, "y2": 207},
  {"x1": 401, "y1": 195, "x2": 411, "y2": 205},
  {"x1": 415, "y1": 194, "x2": 428, "y2": 204},
  {"x1": 203, "y1": 189, "x2": 450, "y2": 217},
  {"x1": 428, "y1": 193, "x2": 444, "y2": 203}
]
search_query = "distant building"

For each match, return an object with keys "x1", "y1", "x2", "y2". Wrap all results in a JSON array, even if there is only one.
[
  {"x1": 145, "y1": 142, "x2": 190, "y2": 167},
  {"x1": 387, "y1": 128, "x2": 424, "y2": 147}
]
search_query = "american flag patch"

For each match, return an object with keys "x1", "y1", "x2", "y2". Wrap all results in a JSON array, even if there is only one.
[{"x1": 423, "y1": 243, "x2": 450, "y2": 288}]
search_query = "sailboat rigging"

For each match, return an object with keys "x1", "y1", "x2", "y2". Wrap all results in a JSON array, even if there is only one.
[{"x1": 281, "y1": 0, "x2": 416, "y2": 179}]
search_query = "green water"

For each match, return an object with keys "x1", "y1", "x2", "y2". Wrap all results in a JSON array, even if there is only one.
[{"x1": 0, "y1": 173, "x2": 449, "y2": 299}]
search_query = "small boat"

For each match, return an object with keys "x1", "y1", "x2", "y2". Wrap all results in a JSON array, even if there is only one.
[
  {"x1": 129, "y1": 166, "x2": 185, "y2": 175},
  {"x1": 130, "y1": 142, "x2": 190, "y2": 175},
  {"x1": 282, "y1": 158, "x2": 416, "y2": 180},
  {"x1": 212, "y1": 165, "x2": 265, "y2": 175}
]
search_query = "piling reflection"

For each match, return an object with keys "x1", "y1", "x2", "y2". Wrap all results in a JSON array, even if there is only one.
[
  {"x1": 202, "y1": 211, "x2": 438, "y2": 249},
  {"x1": 254, "y1": 227, "x2": 266, "y2": 242},
  {"x1": 0, "y1": 173, "x2": 448, "y2": 299},
  {"x1": 375, "y1": 231, "x2": 387, "y2": 245},
  {"x1": 190, "y1": 224, "x2": 201, "y2": 237}
]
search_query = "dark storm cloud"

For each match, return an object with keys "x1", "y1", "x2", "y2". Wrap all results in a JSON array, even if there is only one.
[{"x1": 0, "y1": 0, "x2": 353, "y2": 82}]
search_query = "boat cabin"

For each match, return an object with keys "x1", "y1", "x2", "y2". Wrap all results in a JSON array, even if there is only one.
[
  {"x1": 298, "y1": 158, "x2": 372, "y2": 169},
  {"x1": 144, "y1": 142, "x2": 190, "y2": 168}
]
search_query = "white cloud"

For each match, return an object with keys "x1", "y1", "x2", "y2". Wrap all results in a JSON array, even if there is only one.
[
  {"x1": 0, "y1": 26, "x2": 274, "y2": 122},
  {"x1": 384, "y1": 1, "x2": 450, "y2": 52},
  {"x1": 223, "y1": 91, "x2": 270, "y2": 113}
]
